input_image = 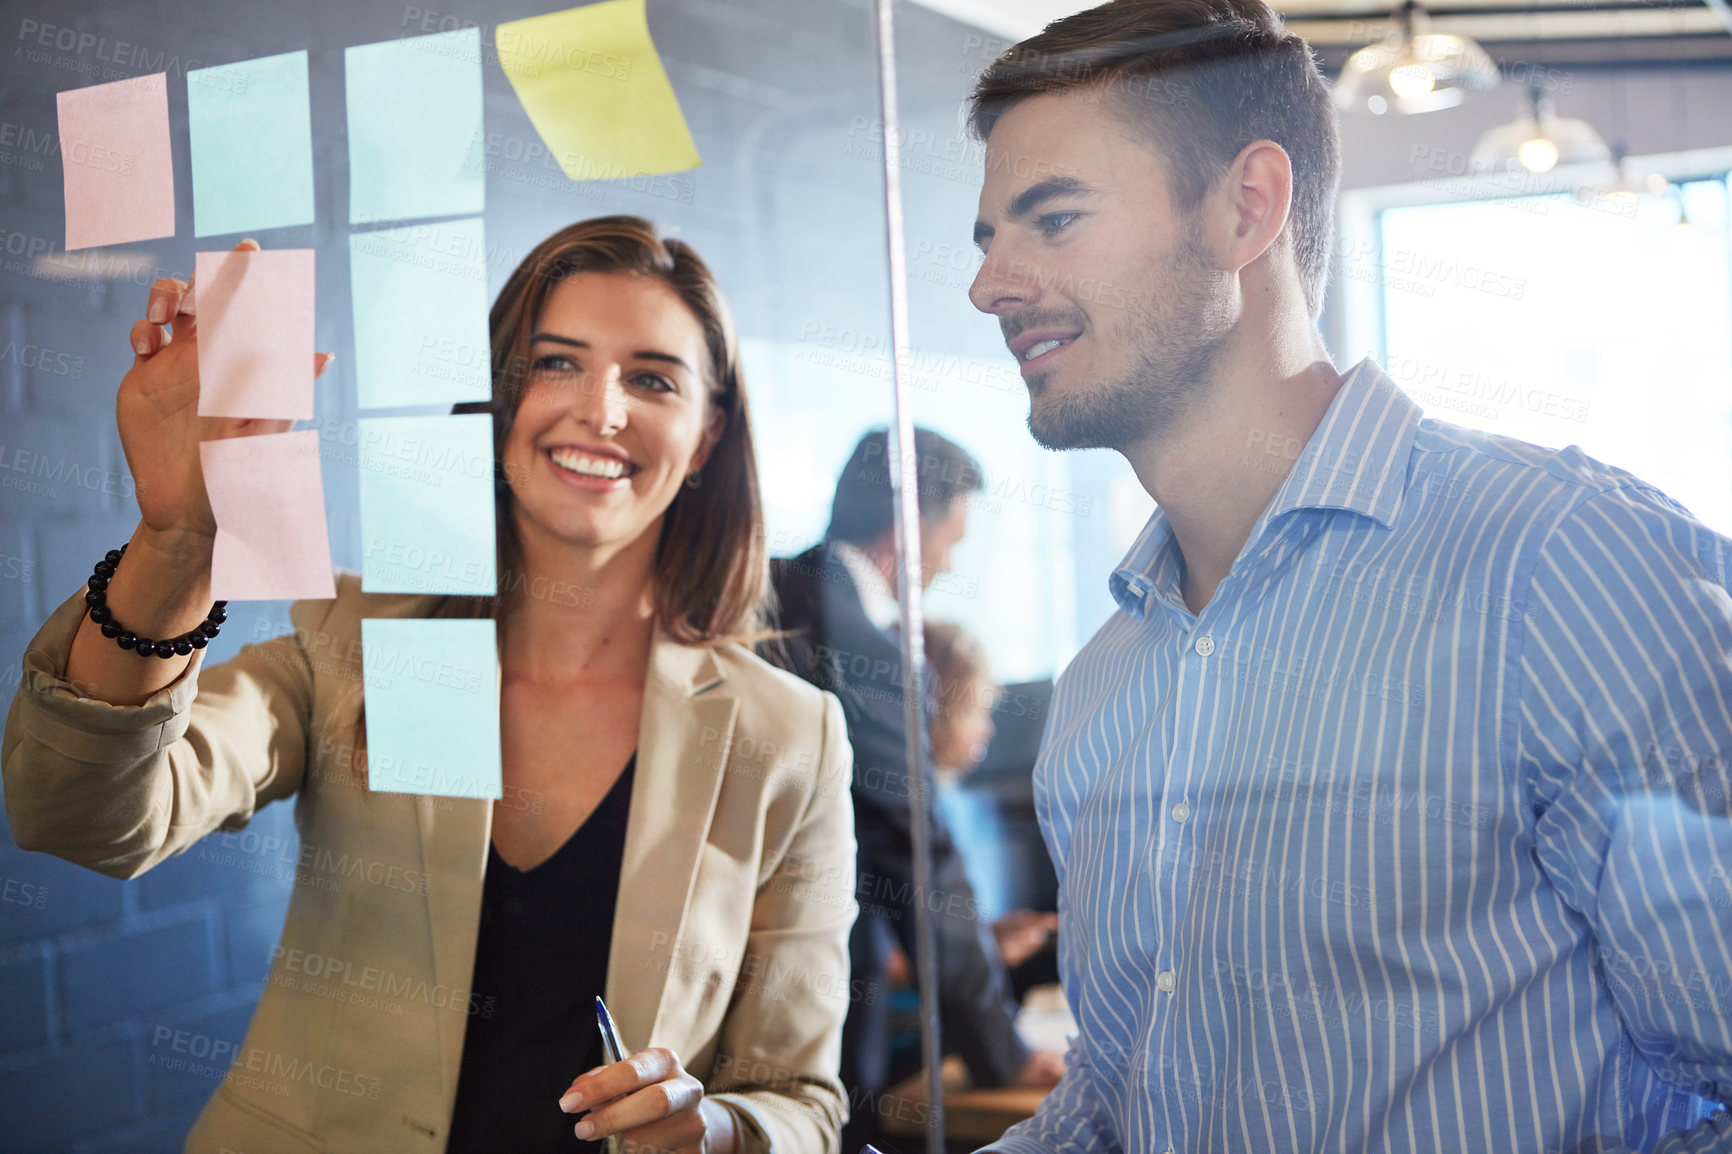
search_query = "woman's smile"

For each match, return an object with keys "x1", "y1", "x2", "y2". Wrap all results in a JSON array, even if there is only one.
[{"x1": 544, "y1": 444, "x2": 640, "y2": 492}]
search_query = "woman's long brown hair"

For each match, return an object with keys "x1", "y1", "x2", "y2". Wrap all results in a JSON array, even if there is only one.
[{"x1": 347, "y1": 216, "x2": 769, "y2": 786}]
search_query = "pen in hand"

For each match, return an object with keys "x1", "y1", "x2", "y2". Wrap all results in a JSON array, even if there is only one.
[
  {"x1": 563, "y1": 997, "x2": 712, "y2": 1150},
  {"x1": 593, "y1": 996, "x2": 625, "y2": 1154},
  {"x1": 596, "y1": 995, "x2": 626, "y2": 1065}
]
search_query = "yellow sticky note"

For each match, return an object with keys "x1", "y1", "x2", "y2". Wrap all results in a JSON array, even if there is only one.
[{"x1": 496, "y1": 0, "x2": 700, "y2": 181}]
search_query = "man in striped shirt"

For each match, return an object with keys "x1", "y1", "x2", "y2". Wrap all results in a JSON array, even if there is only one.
[{"x1": 961, "y1": 1, "x2": 1732, "y2": 1151}]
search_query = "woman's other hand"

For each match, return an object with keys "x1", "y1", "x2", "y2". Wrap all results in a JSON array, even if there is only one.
[
  {"x1": 558, "y1": 1047, "x2": 738, "y2": 1154},
  {"x1": 119, "y1": 237, "x2": 334, "y2": 546}
]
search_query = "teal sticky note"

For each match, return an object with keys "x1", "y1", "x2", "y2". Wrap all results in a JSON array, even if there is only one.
[
  {"x1": 345, "y1": 30, "x2": 485, "y2": 223},
  {"x1": 187, "y1": 51, "x2": 315, "y2": 237},
  {"x1": 358, "y1": 414, "x2": 497, "y2": 596},
  {"x1": 363, "y1": 618, "x2": 501, "y2": 799},
  {"x1": 350, "y1": 217, "x2": 491, "y2": 407}
]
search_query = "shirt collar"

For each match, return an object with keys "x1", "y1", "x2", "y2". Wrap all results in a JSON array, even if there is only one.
[
  {"x1": 832, "y1": 541, "x2": 902, "y2": 633},
  {"x1": 1106, "y1": 514, "x2": 1172, "y2": 616},
  {"x1": 1264, "y1": 358, "x2": 1423, "y2": 529},
  {"x1": 1108, "y1": 358, "x2": 1422, "y2": 616}
]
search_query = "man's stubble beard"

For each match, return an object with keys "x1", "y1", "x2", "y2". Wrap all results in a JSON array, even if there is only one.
[{"x1": 1025, "y1": 228, "x2": 1232, "y2": 453}]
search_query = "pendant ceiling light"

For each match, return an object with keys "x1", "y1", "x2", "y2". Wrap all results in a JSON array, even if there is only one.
[
  {"x1": 1472, "y1": 84, "x2": 1612, "y2": 175},
  {"x1": 1333, "y1": 0, "x2": 1502, "y2": 115},
  {"x1": 1602, "y1": 144, "x2": 1671, "y2": 199}
]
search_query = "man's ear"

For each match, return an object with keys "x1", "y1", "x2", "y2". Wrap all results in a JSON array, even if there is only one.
[{"x1": 1210, "y1": 139, "x2": 1294, "y2": 277}]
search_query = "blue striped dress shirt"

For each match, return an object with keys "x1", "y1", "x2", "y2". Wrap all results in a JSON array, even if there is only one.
[{"x1": 987, "y1": 360, "x2": 1732, "y2": 1153}]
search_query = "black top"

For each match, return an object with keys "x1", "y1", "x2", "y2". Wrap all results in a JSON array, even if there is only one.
[{"x1": 445, "y1": 756, "x2": 636, "y2": 1154}]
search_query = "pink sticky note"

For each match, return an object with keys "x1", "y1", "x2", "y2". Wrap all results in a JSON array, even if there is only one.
[
  {"x1": 201, "y1": 429, "x2": 336, "y2": 602},
  {"x1": 57, "y1": 73, "x2": 175, "y2": 251},
  {"x1": 195, "y1": 248, "x2": 316, "y2": 419}
]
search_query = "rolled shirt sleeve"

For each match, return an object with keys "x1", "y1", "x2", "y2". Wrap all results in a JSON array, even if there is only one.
[{"x1": 1517, "y1": 486, "x2": 1732, "y2": 1146}]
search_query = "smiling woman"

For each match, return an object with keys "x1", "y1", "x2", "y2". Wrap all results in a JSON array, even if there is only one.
[{"x1": 2, "y1": 216, "x2": 858, "y2": 1154}]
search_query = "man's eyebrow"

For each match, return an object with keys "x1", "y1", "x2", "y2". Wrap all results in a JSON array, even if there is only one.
[
  {"x1": 973, "y1": 177, "x2": 1098, "y2": 249},
  {"x1": 528, "y1": 332, "x2": 692, "y2": 372},
  {"x1": 1009, "y1": 176, "x2": 1095, "y2": 219}
]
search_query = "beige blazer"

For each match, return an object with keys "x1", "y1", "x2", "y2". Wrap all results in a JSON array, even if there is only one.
[{"x1": 3, "y1": 576, "x2": 858, "y2": 1153}]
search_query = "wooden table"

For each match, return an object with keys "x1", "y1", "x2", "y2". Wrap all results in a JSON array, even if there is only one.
[{"x1": 877, "y1": 1057, "x2": 1051, "y2": 1147}]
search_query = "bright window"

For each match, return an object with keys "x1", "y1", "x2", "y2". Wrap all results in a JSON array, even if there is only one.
[{"x1": 1374, "y1": 177, "x2": 1732, "y2": 534}]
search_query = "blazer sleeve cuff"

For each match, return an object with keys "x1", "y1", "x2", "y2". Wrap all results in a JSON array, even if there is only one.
[
  {"x1": 14, "y1": 586, "x2": 207, "y2": 764},
  {"x1": 706, "y1": 1093, "x2": 776, "y2": 1154}
]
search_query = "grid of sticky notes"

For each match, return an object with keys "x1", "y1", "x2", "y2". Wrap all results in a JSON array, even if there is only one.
[
  {"x1": 52, "y1": 2, "x2": 700, "y2": 250},
  {"x1": 55, "y1": 4, "x2": 704, "y2": 801}
]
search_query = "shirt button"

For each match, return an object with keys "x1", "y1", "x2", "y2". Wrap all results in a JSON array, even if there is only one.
[
  {"x1": 1156, "y1": 969, "x2": 1177, "y2": 993},
  {"x1": 1171, "y1": 800, "x2": 1191, "y2": 823},
  {"x1": 1193, "y1": 634, "x2": 1215, "y2": 656}
]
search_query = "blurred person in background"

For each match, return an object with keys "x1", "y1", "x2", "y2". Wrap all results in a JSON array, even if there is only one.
[
  {"x1": 924, "y1": 618, "x2": 1058, "y2": 992},
  {"x1": 923, "y1": 619, "x2": 1000, "y2": 787},
  {"x1": 767, "y1": 429, "x2": 1065, "y2": 1150}
]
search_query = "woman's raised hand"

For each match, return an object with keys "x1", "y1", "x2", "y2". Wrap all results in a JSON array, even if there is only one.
[
  {"x1": 64, "y1": 238, "x2": 337, "y2": 704},
  {"x1": 118, "y1": 237, "x2": 334, "y2": 545}
]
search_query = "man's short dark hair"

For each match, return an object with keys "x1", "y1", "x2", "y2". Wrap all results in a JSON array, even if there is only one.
[
  {"x1": 967, "y1": 0, "x2": 1340, "y2": 318},
  {"x1": 826, "y1": 428, "x2": 983, "y2": 546}
]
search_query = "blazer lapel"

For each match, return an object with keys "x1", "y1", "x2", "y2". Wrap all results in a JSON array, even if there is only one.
[{"x1": 605, "y1": 628, "x2": 735, "y2": 1053}]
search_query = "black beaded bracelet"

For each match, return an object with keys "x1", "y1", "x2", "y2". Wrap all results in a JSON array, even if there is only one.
[{"x1": 84, "y1": 543, "x2": 228, "y2": 659}]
